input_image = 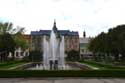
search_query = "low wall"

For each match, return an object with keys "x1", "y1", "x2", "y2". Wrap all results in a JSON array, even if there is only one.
[{"x1": 14, "y1": 62, "x2": 92, "y2": 70}]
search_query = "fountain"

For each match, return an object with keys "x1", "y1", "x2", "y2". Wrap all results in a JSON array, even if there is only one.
[
  {"x1": 27, "y1": 20, "x2": 86, "y2": 70},
  {"x1": 43, "y1": 20, "x2": 65, "y2": 70}
]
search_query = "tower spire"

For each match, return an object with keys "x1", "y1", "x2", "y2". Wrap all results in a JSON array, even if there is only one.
[
  {"x1": 53, "y1": 19, "x2": 57, "y2": 32},
  {"x1": 54, "y1": 19, "x2": 56, "y2": 27},
  {"x1": 83, "y1": 30, "x2": 86, "y2": 38}
]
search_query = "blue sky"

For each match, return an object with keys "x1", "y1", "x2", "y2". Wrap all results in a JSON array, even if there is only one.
[{"x1": 0, "y1": 0, "x2": 125, "y2": 37}]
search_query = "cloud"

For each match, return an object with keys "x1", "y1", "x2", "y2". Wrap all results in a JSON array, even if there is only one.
[{"x1": 0, "y1": 0, "x2": 125, "y2": 37}]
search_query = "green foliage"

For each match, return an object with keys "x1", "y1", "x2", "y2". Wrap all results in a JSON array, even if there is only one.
[
  {"x1": 28, "y1": 51, "x2": 43, "y2": 62},
  {"x1": 0, "y1": 22, "x2": 28, "y2": 61},
  {"x1": 0, "y1": 22, "x2": 13, "y2": 34},
  {"x1": 14, "y1": 33, "x2": 29, "y2": 50},
  {"x1": 0, "y1": 23, "x2": 13, "y2": 52},
  {"x1": 0, "y1": 70, "x2": 124, "y2": 77},
  {"x1": 66, "y1": 50, "x2": 80, "y2": 61},
  {"x1": 0, "y1": 33, "x2": 16, "y2": 52},
  {"x1": 0, "y1": 33, "x2": 16, "y2": 61},
  {"x1": 88, "y1": 24, "x2": 125, "y2": 62}
]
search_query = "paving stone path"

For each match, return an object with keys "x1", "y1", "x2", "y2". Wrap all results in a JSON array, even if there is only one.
[{"x1": 0, "y1": 78, "x2": 124, "y2": 83}]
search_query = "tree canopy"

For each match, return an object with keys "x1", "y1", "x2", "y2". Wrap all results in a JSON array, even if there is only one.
[
  {"x1": 88, "y1": 25, "x2": 125, "y2": 62},
  {"x1": 0, "y1": 22, "x2": 28, "y2": 61}
]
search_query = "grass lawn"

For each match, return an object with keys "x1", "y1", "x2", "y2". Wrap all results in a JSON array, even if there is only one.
[
  {"x1": 0, "y1": 61, "x2": 27, "y2": 70},
  {"x1": 81, "y1": 63, "x2": 106, "y2": 70},
  {"x1": 79, "y1": 60, "x2": 125, "y2": 70}
]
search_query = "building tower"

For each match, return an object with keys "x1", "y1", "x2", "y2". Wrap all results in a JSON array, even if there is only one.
[
  {"x1": 53, "y1": 19, "x2": 58, "y2": 33},
  {"x1": 83, "y1": 30, "x2": 86, "y2": 38}
]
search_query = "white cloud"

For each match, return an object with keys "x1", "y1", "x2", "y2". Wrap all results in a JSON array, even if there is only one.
[{"x1": 0, "y1": 0, "x2": 125, "y2": 37}]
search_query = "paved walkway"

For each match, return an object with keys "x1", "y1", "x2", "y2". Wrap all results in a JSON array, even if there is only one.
[{"x1": 0, "y1": 78, "x2": 124, "y2": 83}]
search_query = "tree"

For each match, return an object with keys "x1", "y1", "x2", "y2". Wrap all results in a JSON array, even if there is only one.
[
  {"x1": 0, "y1": 22, "x2": 27, "y2": 61},
  {"x1": 116, "y1": 26, "x2": 125, "y2": 62},
  {"x1": 14, "y1": 32, "x2": 29, "y2": 50},
  {"x1": 0, "y1": 22, "x2": 13, "y2": 34},
  {"x1": 0, "y1": 33, "x2": 16, "y2": 61},
  {"x1": 107, "y1": 25, "x2": 125, "y2": 61},
  {"x1": 28, "y1": 51, "x2": 43, "y2": 62},
  {"x1": 66, "y1": 50, "x2": 80, "y2": 61},
  {"x1": 88, "y1": 24, "x2": 125, "y2": 63}
]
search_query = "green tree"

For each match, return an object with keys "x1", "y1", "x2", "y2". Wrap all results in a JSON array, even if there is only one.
[
  {"x1": 66, "y1": 50, "x2": 80, "y2": 61},
  {"x1": 88, "y1": 24, "x2": 125, "y2": 63},
  {"x1": 0, "y1": 22, "x2": 27, "y2": 61},
  {"x1": 0, "y1": 33, "x2": 16, "y2": 61},
  {"x1": 0, "y1": 22, "x2": 13, "y2": 34},
  {"x1": 14, "y1": 33, "x2": 29, "y2": 50},
  {"x1": 28, "y1": 51, "x2": 42, "y2": 62}
]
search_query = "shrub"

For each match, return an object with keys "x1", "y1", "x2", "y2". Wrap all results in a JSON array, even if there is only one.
[
  {"x1": 28, "y1": 51, "x2": 43, "y2": 62},
  {"x1": 66, "y1": 50, "x2": 80, "y2": 61},
  {"x1": 0, "y1": 70, "x2": 124, "y2": 77}
]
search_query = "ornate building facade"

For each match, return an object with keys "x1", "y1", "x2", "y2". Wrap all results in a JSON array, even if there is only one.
[
  {"x1": 80, "y1": 31, "x2": 93, "y2": 60},
  {"x1": 31, "y1": 21, "x2": 79, "y2": 52}
]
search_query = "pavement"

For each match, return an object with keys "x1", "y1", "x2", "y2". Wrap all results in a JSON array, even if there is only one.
[{"x1": 0, "y1": 78, "x2": 124, "y2": 83}]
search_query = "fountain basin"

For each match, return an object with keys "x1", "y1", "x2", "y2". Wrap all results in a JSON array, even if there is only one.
[{"x1": 24, "y1": 62, "x2": 91, "y2": 70}]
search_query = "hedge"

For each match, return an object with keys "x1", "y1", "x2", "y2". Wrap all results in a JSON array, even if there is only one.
[{"x1": 0, "y1": 70, "x2": 125, "y2": 78}]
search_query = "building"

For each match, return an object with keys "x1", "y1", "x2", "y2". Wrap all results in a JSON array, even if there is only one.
[
  {"x1": 31, "y1": 21, "x2": 79, "y2": 53},
  {"x1": 80, "y1": 31, "x2": 93, "y2": 60}
]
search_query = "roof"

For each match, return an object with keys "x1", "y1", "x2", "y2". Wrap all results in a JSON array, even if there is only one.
[{"x1": 31, "y1": 30, "x2": 79, "y2": 36}]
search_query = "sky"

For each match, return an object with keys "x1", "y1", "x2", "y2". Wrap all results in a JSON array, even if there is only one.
[{"x1": 0, "y1": 0, "x2": 125, "y2": 37}]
